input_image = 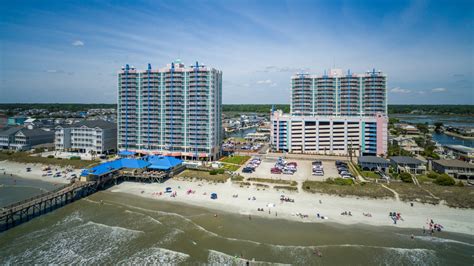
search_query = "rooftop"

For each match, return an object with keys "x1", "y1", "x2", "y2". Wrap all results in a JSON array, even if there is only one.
[
  {"x1": 433, "y1": 159, "x2": 474, "y2": 169},
  {"x1": 358, "y1": 156, "x2": 389, "y2": 164},
  {"x1": 58, "y1": 119, "x2": 116, "y2": 130},
  {"x1": 389, "y1": 156, "x2": 424, "y2": 165},
  {"x1": 444, "y1": 145, "x2": 474, "y2": 154}
]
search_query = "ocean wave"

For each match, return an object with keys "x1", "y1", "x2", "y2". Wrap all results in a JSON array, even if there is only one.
[
  {"x1": 3, "y1": 219, "x2": 143, "y2": 264},
  {"x1": 207, "y1": 249, "x2": 290, "y2": 266},
  {"x1": 124, "y1": 209, "x2": 162, "y2": 225},
  {"x1": 396, "y1": 233, "x2": 474, "y2": 247},
  {"x1": 117, "y1": 247, "x2": 190, "y2": 265},
  {"x1": 156, "y1": 228, "x2": 185, "y2": 245},
  {"x1": 81, "y1": 221, "x2": 144, "y2": 235}
]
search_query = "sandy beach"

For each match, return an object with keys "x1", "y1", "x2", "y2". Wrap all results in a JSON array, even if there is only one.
[
  {"x1": 111, "y1": 178, "x2": 474, "y2": 236},
  {"x1": 0, "y1": 160, "x2": 80, "y2": 184}
]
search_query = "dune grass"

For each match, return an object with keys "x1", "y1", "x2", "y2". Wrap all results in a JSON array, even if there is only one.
[
  {"x1": 0, "y1": 151, "x2": 98, "y2": 169},
  {"x1": 303, "y1": 180, "x2": 393, "y2": 199},
  {"x1": 177, "y1": 169, "x2": 230, "y2": 183},
  {"x1": 247, "y1": 177, "x2": 297, "y2": 186}
]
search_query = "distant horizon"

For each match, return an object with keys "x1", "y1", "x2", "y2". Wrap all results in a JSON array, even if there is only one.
[
  {"x1": 1, "y1": 0, "x2": 473, "y2": 104},
  {"x1": 0, "y1": 102, "x2": 472, "y2": 106}
]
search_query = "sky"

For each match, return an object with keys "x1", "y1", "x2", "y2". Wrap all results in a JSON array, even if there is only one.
[{"x1": 0, "y1": 0, "x2": 473, "y2": 104}]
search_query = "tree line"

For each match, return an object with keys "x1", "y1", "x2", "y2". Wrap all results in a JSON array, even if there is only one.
[{"x1": 0, "y1": 103, "x2": 472, "y2": 115}]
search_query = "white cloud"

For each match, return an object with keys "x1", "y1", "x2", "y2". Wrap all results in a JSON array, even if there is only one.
[
  {"x1": 46, "y1": 69, "x2": 58, "y2": 73},
  {"x1": 431, "y1": 87, "x2": 447, "y2": 92},
  {"x1": 72, "y1": 40, "x2": 84, "y2": 46},
  {"x1": 390, "y1": 87, "x2": 411, "y2": 94},
  {"x1": 270, "y1": 83, "x2": 277, "y2": 87},
  {"x1": 257, "y1": 79, "x2": 272, "y2": 84}
]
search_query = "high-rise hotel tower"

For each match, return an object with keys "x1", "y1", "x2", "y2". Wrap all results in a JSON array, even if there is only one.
[
  {"x1": 272, "y1": 68, "x2": 388, "y2": 156},
  {"x1": 291, "y1": 69, "x2": 387, "y2": 116},
  {"x1": 118, "y1": 61, "x2": 223, "y2": 160}
]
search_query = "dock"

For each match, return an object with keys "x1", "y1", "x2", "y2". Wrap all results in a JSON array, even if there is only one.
[
  {"x1": 0, "y1": 181, "x2": 97, "y2": 232},
  {"x1": 0, "y1": 162, "x2": 186, "y2": 232}
]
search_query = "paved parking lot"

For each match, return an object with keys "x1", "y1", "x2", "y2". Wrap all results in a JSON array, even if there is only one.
[{"x1": 240, "y1": 157, "x2": 341, "y2": 182}]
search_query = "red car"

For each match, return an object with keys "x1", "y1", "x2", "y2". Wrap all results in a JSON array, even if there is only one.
[
  {"x1": 271, "y1": 167, "x2": 282, "y2": 174},
  {"x1": 287, "y1": 162, "x2": 297, "y2": 167}
]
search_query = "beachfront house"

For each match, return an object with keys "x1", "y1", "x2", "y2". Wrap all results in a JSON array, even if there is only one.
[
  {"x1": 432, "y1": 159, "x2": 474, "y2": 179},
  {"x1": 10, "y1": 128, "x2": 55, "y2": 151},
  {"x1": 389, "y1": 156, "x2": 426, "y2": 175},
  {"x1": 443, "y1": 145, "x2": 474, "y2": 163},
  {"x1": 358, "y1": 156, "x2": 390, "y2": 172},
  {"x1": 55, "y1": 120, "x2": 117, "y2": 155},
  {"x1": 0, "y1": 127, "x2": 23, "y2": 149}
]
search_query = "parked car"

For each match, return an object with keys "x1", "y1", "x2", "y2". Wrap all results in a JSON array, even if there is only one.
[
  {"x1": 242, "y1": 167, "x2": 254, "y2": 173},
  {"x1": 282, "y1": 169, "x2": 294, "y2": 175},
  {"x1": 271, "y1": 167, "x2": 282, "y2": 174},
  {"x1": 312, "y1": 170, "x2": 324, "y2": 176}
]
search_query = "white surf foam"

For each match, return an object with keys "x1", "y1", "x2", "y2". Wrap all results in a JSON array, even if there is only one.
[{"x1": 117, "y1": 247, "x2": 190, "y2": 265}]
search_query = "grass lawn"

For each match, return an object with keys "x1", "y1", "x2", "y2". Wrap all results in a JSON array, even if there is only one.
[
  {"x1": 362, "y1": 171, "x2": 380, "y2": 179},
  {"x1": 177, "y1": 169, "x2": 230, "y2": 183},
  {"x1": 247, "y1": 177, "x2": 297, "y2": 186},
  {"x1": 0, "y1": 152, "x2": 99, "y2": 169},
  {"x1": 303, "y1": 180, "x2": 393, "y2": 199},
  {"x1": 221, "y1": 164, "x2": 241, "y2": 172},
  {"x1": 219, "y1": 155, "x2": 251, "y2": 165},
  {"x1": 415, "y1": 175, "x2": 433, "y2": 184}
]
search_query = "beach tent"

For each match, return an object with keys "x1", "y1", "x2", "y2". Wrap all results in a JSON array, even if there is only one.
[{"x1": 211, "y1": 193, "x2": 218, "y2": 199}]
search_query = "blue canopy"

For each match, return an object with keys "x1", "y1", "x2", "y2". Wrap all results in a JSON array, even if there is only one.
[
  {"x1": 118, "y1": 150, "x2": 136, "y2": 156},
  {"x1": 81, "y1": 158, "x2": 150, "y2": 176},
  {"x1": 146, "y1": 155, "x2": 183, "y2": 170}
]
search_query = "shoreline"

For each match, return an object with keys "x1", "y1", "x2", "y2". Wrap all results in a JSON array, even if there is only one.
[
  {"x1": 0, "y1": 160, "x2": 79, "y2": 184},
  {"x1": 442, "y1": 130, "x2": 474, "y2": 140},
  {"x1": 110, "y1": 179, "x2": 474, "y2": 236}
]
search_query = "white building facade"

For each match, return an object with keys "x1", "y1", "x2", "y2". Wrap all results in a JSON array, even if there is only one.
[
  {"x1": 55, "y1": 120, "x2": 117, "y2": 155},
  {"x1": 271, "y1": 110, "x2": 387, "y2": 156}
]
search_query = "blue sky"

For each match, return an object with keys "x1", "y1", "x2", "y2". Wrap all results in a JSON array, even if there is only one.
[{"x1": 0, "y1": 0, "x2": 472, "y2": 104}]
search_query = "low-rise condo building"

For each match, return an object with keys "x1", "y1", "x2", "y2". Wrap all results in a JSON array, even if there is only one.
[{"x1": 55, "y1": 120, "x2": 117, "y2": 155}]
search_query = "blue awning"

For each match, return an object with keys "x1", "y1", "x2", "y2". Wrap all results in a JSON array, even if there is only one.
[
  {"x1": 81, "y1": 158, "x2": 150, "y2": 176},
  {"x1": 118, "y1": 150, "x2": 136, "y2": 156},
  {"x1": 146, "y1": 155, "x2": 183, "y2": 170}
]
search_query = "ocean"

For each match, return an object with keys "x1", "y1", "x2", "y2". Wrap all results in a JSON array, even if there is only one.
[{"x1": 1, "y1": 175, "x2": 473, "y2": 265}]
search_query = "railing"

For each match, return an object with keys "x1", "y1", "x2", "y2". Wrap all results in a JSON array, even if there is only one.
[{"x1": 1, "y1": 183, "x2": 72, "y2": 211}]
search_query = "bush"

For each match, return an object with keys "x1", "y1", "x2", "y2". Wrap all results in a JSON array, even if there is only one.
[
  {"x1": 70, "y1": 156, "x2": 81, "y2": 160},
  {"x1": 427, "y1": 172, "x2": 439, "y2": 179},
  {"x1": 457, "y1": 181, "x2": 464, "y2": 187},
  {"x1": 325, "y1": 178, "x2": 354, "y2": 186},
  {"x1": 209, "y1": 169, "x2": 218, "y2": 175},
  {"x1": 434, "y1": 174, "x2": 455, "y2": 186},
  {"x1": 47, "y1": 155, "x2": 55, "y2": 159},
  {"x1": 399, "y1": 172, "x2": 413, "y2": 183}
]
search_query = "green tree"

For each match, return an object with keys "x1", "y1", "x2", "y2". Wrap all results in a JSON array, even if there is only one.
[{"x1": 399, "y1": 172, "x2": 413, "y2": 183}]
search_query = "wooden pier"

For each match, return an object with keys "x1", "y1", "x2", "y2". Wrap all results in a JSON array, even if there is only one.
[
  {"x1": 0, "y1": 181, "x2": 98, "y2": 232},
  {"x1": 0, "y1": 164, "x2": 186, "y2": 232}
]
